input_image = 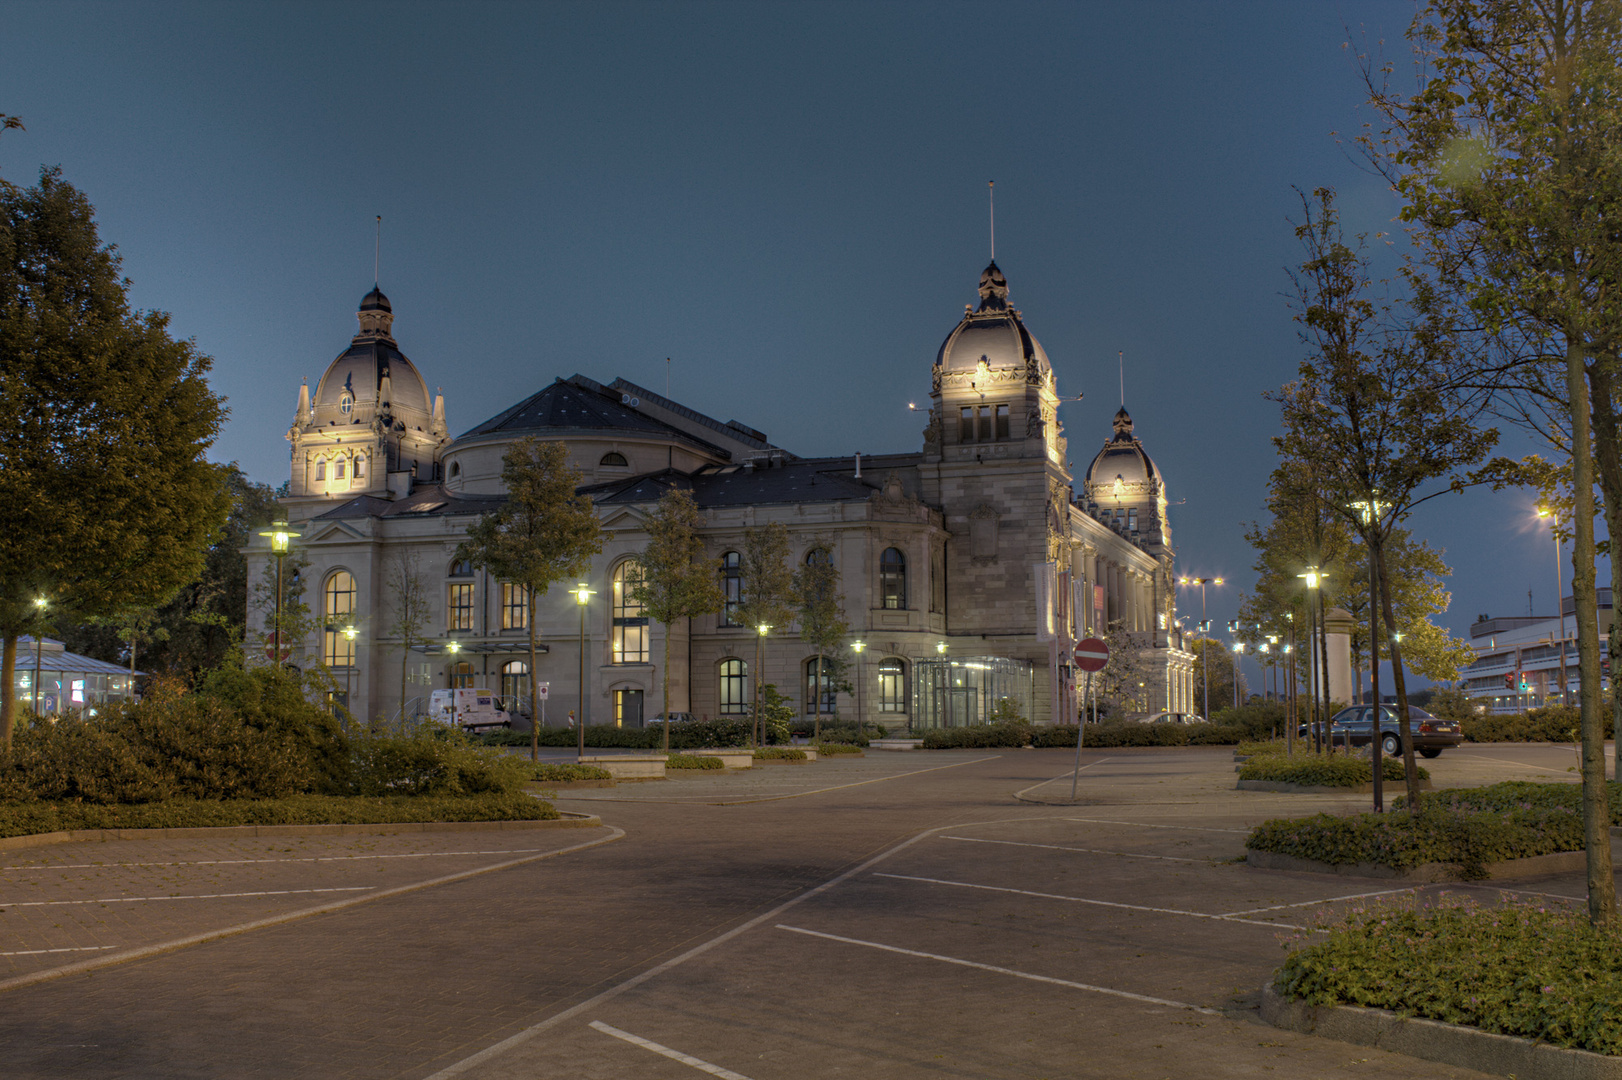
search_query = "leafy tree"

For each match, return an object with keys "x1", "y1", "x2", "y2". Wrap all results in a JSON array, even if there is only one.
[
  {"x1": 733, "y1": 522, "x2": 794, "y2": 746},
  {"x1": 458, "y1": 438, "x2": 602, "y2": 761},
  {"x1": 250, "y1": 549, "x2": 315, "y2": 665},
  {"x1": 630, "y1": 487, "x2": 724, "y2": 752},
  {"x1": 382, "y1": 550, "x2": 433, "y2": 731},
  {"x1": 0, "y1": 168, "x2": 230, "y2": 746},
  {"x1": 1361, "y1": 0, "x2": 1622, "y2": 922},
  {"x1": 1187, "y1": 636, "x2": 1244, "y2": 719},
  {"x1": 792, "y1": 542, "x2": 849, "y2": 741}
]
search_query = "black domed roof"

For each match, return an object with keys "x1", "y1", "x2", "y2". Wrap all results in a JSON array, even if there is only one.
[{"x1": 360, "y1": 286, "x2": 392, "y2": 313}]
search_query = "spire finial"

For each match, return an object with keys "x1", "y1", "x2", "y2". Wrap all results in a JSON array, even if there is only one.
[
  {"x1": 374, "y1": 215, "x2": 381, "y2": 286},
  {"x1": 1119, "y1": 350, "x2": 1124, "y2": 407},
  {"x1": 988, "y1": 180, "x2": 995, "y2": 261}
]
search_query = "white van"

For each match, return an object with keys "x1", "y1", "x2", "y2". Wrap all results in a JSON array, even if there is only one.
[{"x1": 429, "y1": 688, "x2": 508, "y2": 732}]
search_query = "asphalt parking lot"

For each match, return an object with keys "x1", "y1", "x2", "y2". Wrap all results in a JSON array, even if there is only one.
[{"x1": 0, "y1": 741, "x2": 1605, "y2": 1079}]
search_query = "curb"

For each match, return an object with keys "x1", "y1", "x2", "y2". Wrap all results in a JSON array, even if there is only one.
[
  {"x1": 0, "y1": 811, "x2": 601, "y2": 853},
  {"x1": 1260, "y1": 984, "x2": 1622, "y2": 1079},
  {"x1": 1245, "y1": 847, "x2": 1588, "y2": 882}
]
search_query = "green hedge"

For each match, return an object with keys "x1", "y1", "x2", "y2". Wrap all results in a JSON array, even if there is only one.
[
  {"x1": 918, "y1": 720, "x2": 1252, "y2": 750},
  {"x1": 1276, "y1": 899, "x2": 1622, "y2": 1055},
  {"x1": 1462, "y1": 705, "x2": 1609, "y2": 743},
  {"x1": 530, "y1": 763, "x2": 613, "y2": 782},
  {"x1": 482, "y1": 719, "x2": 758, "y2": 750},
  {"x1": 666, "y1": 753, "x2": 725, "y2": 770},
  {"x1": 0, "y1": 791, "x2": 556, "y2": 839},
  {"x1": 1405, "y1": 779, "x2": 1622, "y2": 825},
  {"x1": 1239, "y1": 752, "x2": 1423, "y2": 788},
  {"x1": 754, "y1": 746, "x2": 807, "y2": 760},
  {"x1": 810, "y1": 742, "x2": 863, "y2": 755}
]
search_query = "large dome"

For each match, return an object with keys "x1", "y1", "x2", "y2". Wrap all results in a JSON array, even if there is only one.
[
  {"x1": 935, "y1": 262, "x2": 1052, "y2": 375},
  {"x1": 310, "y1": 288, "x2": 431, "y2": 419},
  {"x1": 1087, "y1": 407, "x2": 1158, "y2": 490}
]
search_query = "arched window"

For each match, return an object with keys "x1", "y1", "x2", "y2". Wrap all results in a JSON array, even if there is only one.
[
  {"x1": 612, "y1": 561, "x2": 648, "y2": 663},
  {"x1": 322, "y1": 571, "x2": 356, "y2": 667},
  {"x1": 501, "y1": 660, "x2": 528, "y2": 712},
  {"x1": 719, "y1": 658, "x2": 748, "y2": 714},
  {"x1": 803, "y1": 657, "x2": 836, "y2": 715},
  {"x1": 449, "y1": 461, "x2": 461, "y2": 478},
  {"x1": 879, "y1": 658, "x2": 907, "y2": 712},
  {"x1": 354, "y1": 454, "x2": 366, "y2": 478},
  {"x1": 720, "y1": 551, "x2": 742, "y2": 627},
  {"x1": 880, "y1": 548, "x2": 907, "y2": 610},
  {"x1": 340, "y1": 392, "x2": 354, "y2": 414},
  {"x1": 314, "y1": 459, "x2": 326, "y2": 482},
  {"x1": 447, "y1": 560, "x2": 474, "y2": 631},
  {"x1": 600, "y1": 451, "x2": 628, "y2": 467},
  {"x1": 806, "y1": 547, "x2": 832, "y2": 566},
  {"x1": 334, "y1": 457, "x2": 346, "y2": 480},
  {"x1": 449, "y1": 661, "x2": 475, "y2": 689}
]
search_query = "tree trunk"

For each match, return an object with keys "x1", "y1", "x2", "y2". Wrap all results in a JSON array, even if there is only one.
[
  {"x1": 661, "y1": 621, "x2": 672, "y2": 754},
  {"x1": 1317, "y1": 590, "x2": 1331, "y2": 752},
  {"x1": 528, "y1": 596, "x2": 540, "y2": 763},
  {"x1": 1375, "y1": 538, "x2": 1422, "y2": 807},
  {"x1": 0, "y1": 633, "x2": 16, "y2": 748},
  {"x1": 1368, "y1": 531, "x2": 1382, "y2": 813},
  {"x1": 1586, "y1": 354, "x2": 1622, "y2": 783},
  {"x1": 813, "y1": 652, "x2": 823, "y2": 742}
]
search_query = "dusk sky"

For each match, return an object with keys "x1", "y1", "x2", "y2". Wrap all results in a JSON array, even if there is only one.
[{"x1": 1, "y1": 1, "x2": 1575, "y2": 688}]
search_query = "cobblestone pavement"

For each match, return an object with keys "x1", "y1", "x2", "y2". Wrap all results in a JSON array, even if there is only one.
[{"x1": 0, "y1": 743, "x2": 1602, "y2": 1079}]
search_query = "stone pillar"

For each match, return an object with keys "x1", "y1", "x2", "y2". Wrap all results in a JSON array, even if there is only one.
[{"x1": 1322, "y1": 606, "x2": 1355, "y2": 706}]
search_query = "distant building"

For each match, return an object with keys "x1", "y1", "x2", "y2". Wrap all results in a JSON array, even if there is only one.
[
  {"x1": 252, "y1": 263, "x2": 1195, "y2": 730},
  {"x1": 12, "y1": 637, "x2": 141, "y2": 716},
  {"x1": 1460, "y1": 591, "x2": 1610, "y2": 713}
]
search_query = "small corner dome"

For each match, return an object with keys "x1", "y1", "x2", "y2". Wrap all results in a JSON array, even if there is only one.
[
  {"x1": 1086, "y1": 407, "x2": 1158, "y2": 490},
  {"x1": 935, "y1": 262, "x2": 1051, "y2": 375},
  {"x1": 359, "y1": 286, "x2": 392, "y2": 313}
]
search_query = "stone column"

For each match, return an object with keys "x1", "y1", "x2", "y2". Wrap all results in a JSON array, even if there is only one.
[{"x1": 1322, "y1": 606, "x2": 1355, "y2": 706}]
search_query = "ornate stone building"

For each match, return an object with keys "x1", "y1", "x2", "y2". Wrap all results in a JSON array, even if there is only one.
[{"x1": 251, "y1": 263, "x2": 1195, "y2": 729}]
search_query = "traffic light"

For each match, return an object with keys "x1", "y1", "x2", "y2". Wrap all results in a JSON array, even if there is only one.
[{"x1": 1504, "y1": 671, "x2": 1515, "y2": 689}]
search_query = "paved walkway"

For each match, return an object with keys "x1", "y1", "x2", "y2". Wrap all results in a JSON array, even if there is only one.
[{"x1": 0, "y1": 743, "x2": 1601, "y2": 1078}]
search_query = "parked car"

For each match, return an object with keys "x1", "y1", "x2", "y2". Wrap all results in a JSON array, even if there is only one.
[
  {"x1": 647, "y1": 712, "x2": 696, "y2": 725},
  {"x1": 1298, "y1": 705, "x2": 1462, "y2": 758},
  {"x1": 1132, "y1": 711, "x2": 1208, "y2": 725}
]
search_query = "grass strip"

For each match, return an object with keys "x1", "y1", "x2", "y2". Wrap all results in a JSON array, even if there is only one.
[{"x1": 0, "y1": 792, "x2": 557, "y2": 838}]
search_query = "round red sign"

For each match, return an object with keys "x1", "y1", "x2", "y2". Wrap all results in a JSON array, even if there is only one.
[{"x1": 1074, "y1": 637, "x2": 1109, "y2": 672}]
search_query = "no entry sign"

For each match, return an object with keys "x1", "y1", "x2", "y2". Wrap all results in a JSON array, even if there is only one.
[{"x1": 1074, "y1": 637, "x2": 1109, "y2": 672}]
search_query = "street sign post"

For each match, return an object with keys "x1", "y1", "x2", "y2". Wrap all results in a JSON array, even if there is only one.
[{"x1": 1071, "y1": 638, "x2": 1109, "y2": 799}]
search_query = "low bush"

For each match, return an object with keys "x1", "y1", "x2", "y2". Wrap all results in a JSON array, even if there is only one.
[
  {"x1": 754, "y1": 746, "x2": 807, "y2": 760},
  {"x1": 0, "y1": 791, "x2": 556, "y2": 839},
  {"x1": 1077, "y1": 722, "x2": 1248, "y2": 748},
  {"x1": 1276, "y1": 897, "x2": 1622, "y2": 1055},
  {"x1": 1399, "y1": 779, "x2": 1622, "y2": 826},
  {"x1": 920, "y1": 723, "x2": 1031, "y2": 749},
  {"x1": 1235, "y1": 739, "x2": 1289, "y2": 758},
  {"x1": 1462, "y1": 705, "x2": 1604, "y2": 743},
  {"x1": 1238, "y1": 752, "x2": 1421, "y2": 788},
  {"x1": 803, "y1": 720, "x2": 875, "y2": 747},
  {"x1": 530, "y1": 763, "x2": 613, "y2": 782},
  {"x1": 1030, "y1": 725, "x2": 1085, "y2": 748},
  {"x1": 1207, "y1": 702, "x2": 1290, "y2": 740},
  {"x1": 810, "y1": 741, "x2": 863, "y2": 755},
  {"x1": 345, "y1": 733, "x2": 530, "y2": 797},
  {"x1": 666, "y1": 753, "x2": 725, "y2": 770},
  {"x1": 490, "y1": 719, "x2": 756, "y2": 750}
]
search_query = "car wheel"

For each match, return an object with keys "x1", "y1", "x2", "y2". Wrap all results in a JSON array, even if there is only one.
[
  {"x1": 1419, "y1": 747, "x2": 1441, "y2": 759},
  {"x1": 1381, "y1": 733, "x2": 1401, "y2": 757}
]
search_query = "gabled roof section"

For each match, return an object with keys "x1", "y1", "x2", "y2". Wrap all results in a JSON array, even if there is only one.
[
  {"x1": 588, "y1": 458, "x2": 887, "y2": 509},
  {"x1": 606, "y1": 377, "x2": 783, "y2": 454},
  {"x1": 313, "y1": 485, "x2": 507, "y2": 521},
  {"x1": 454, "y1": 375, "x2": 733, "y2": 459}
]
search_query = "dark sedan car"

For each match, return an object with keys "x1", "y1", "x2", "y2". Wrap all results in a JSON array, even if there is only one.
[{"x1": 1298, "y1": 705, "x2": 1463, "y2": 758}]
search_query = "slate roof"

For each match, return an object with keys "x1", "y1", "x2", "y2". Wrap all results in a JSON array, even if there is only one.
[
  {"x1": 312, "y1": 485, "x2": 507, "y2": 521},
  {"x1": 585, "y1": 453, "x2": 922, "y2": 509},
  {"x1": 456, "y1": 376, "x2": 730, "y2": 458}
]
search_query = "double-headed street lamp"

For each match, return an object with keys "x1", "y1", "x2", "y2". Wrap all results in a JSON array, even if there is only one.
[
  {"x1": 574, "y1": 583, "x2": 595, "y2": 761},
  {"x1": 1178, "y1": 576, "x2": 1222, "y2": 720}
]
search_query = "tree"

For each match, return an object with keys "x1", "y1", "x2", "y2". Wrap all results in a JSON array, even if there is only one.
[
  {"x1": 383, "y1": 550, "x2": 434, "y2": 731},
  {"x1": 1271, "y1": 188, "x2": 1497, "y2": 807},
  {"x1": 792, "y1": 542, "x2": 850, "y2": 741},
  {"x1": 630, "y1": 487, "x2": 724, "y2": 752},
  {"x1": 1361, "y1": 0, "x2": 1622, "y2": 922},
  {"x1": 1187, "y1": 636, "x2": 1244, "y2": 718},
  {"x1": 0, "y1": 168, "x2": 230, "y2": 746},
  {"x1": 458, "y1": 438, "x2": 602, "y2": 762},
  {"x1": 733, "y1": 521, "x2": 794, "y2": 746},
  {"x1": 1096, "y1": 621, "x2": 1156, "y2": 718}
]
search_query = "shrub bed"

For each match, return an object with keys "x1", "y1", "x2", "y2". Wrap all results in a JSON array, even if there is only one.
[
  {"x1": 666, "y1": 753, "x2": 725, "y2": 770},
  {"x1": 1462, "y1": 705, "x2": 1605, "y2": 743},
  {"x1": 810, "y1": 742, "x2": 863, "y2": 755},
  {"x1": 1276, "y1": 897, "x2": 1622, "y2": 1055},
  {"x1": 482, "y1": 719, "x2": 757, "y2": 750},
  {"x1": 754, "y1": 746, "x2": 807, "y2": 760},
  {"x1": 1239, "y1": 752, "x2": 1422, "y2": 788},
  {"x1": 0, "y1": 791, "x2": 556, "y2": 839},
  {"x1": 530, "y1": 763, "x2": 613, "y2": 783},
  {"x1": 1400, "y1": 779, "x2": 1622, "y2": 825}
]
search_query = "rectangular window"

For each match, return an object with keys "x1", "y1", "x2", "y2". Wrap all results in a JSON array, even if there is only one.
[
  {"x1": 719, "y1": 660, "x2": 748, "y2": 714},
  {"x1": 994, "y1": 404, "x2": 1009, "y2": 440},
  {"x1": 614, "y1": 621, "x2": 648, "y2": 664},
  {"x1": 977, "y1": 407, "x2": 992, "y2": 442},
  {"x1": 448, "y1": 582, "x2": 474, "y2": 631},
  {"x1": 354, "y1": 455, "x2": 365, "y2": 478},
  {"x1": 335, "y1": 459, "x2": 346, "y2": 479},
  {"x1": 500, "y1": 583, "x2": 528, "y2": 630},
  {"x1": 959, "y1": 407, "x2": 975, "y2": 442},
  {"x1": 879, "y1": 662, "x2": 906, "y2": 712}
]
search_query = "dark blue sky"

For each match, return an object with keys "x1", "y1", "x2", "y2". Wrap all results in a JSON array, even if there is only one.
[{"x1": 1, "y1": 1, "x2": 1572, "y2": 686}]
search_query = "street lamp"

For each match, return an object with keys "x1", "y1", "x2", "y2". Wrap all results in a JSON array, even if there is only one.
[
  {"x1": 1298, "y1": 567, "x2": 1327, "y2": 752},
  {"x1": 31, "y1": 596, "x2": 46, "y2": 715},
  {"x1": 574, "y1": 583, "x2": 595, "y2": 761},
  {"x1": 1177, "y1": 576, "x2": 1222, "y2": 721},
  {"x1": 256, "y1": 517, "x2": 302, "y2": 666},
  {"x1": 343, "y1": 625, "x2": 358, "y2": 722},
  {"x1": 1232, "y1": 641, "x2": 1245, "y2": 709},
  {"x1": 851, "y1": 639, "x2": 866, "y2": 737},
  {"x1": 1538, "y1": 507, "x2": 1569, "y2": 706},
  {"x1": 751, "y1": 623, "x2": 773, "y2": 747}
]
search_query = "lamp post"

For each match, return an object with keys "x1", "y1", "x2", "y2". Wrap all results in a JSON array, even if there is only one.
[
  {"x1": 851, "y1": 639, "x2": 866, "y2": 738},
  {"x1": 1538, "y1": 507, "x2": 1569, "y2": 706},
  {"x1": 751, "y1": 623, "x2": 773, "y2": 747},
  {"x1": 31, "y1": 596, "x2": 47, "y2": 715},
  {"x1": 1231, "y1": 642, "x2": 1245, "y2": 709},
  {"x1": 256, "y1": 518, "x2": 302, "y2": 666},
  {"x1": 1178, "y1": 576, "x2": 1222, "y2": 721},
  {"x1": 1298, "y1": 567, "x2": 1326, "y2": 752},
  {"x1": 343, "y1": 625, "x2": 358, "y2": 724},
  {"x1": 574, "y1": 583, "x2": 594, "y2": 761}
]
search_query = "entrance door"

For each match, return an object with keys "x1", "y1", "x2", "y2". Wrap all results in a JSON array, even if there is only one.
[
  {"x1": 947, "y1": 688, "x2": 977, "y2": 728},
  {"x1": 616, "y1": 689, "x2": 644, "y2": 728}
]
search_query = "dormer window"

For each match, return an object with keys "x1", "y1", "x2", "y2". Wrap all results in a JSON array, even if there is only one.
[{"x1": 340, "y1": 393, "x2": 354, "y2": 414}]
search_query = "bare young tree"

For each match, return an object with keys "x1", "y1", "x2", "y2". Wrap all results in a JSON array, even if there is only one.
[
  {"x1": 383, "y1": 550, "x2": 433, "y2": 730},
  {"x1": 734, "y1": 522, "x2": 794, "y2": 747},
  {"x1": 793, "y1": 541, "x2": 849, "y2": 741}
]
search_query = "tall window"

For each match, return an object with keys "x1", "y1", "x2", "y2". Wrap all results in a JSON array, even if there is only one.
[
  {"x1": 500, "y1": 582, "x2": 528, "y2": 630},
  {"x1": 315, "y1": 459, "x2": 326, "y2": 481},
  {"x1": 322, "y1": 571, "x2": 356, "y2": 666},
  {"x1": 448, "y1": 560, "x2": 474, "y2": 632},
  {"x1": 719, "y1": 658, "x2": 748, "y2": 714},
  {"x1": 449, "y1": 661, "x2": 475, "y2": 689},
  {"x1": 879, "y1": 658, "x2": 906, "y2": 712},
  {"x1": 880, "y1": 547, "x2": 907, "y2": 610},
  {"x1": 803, "y1": 657, "x2": 836, "y2": 715},
  {"x1": 958, "y1": 404, "x2": 1010, "y2": 443},
  {"x1": 354, "y1": 454, "x2": 366, "y2": 478},
  {"x1": 720, "y1": 551, "x2": 742, "y2": 627},
  {"x1": 500, "y1": 660, "x2": 528, "y2": 710},
  {"x1": 612, "y1": 562, "x2": 649, "y2": 663},
  {"x1": 334, "y1": 458, "x2": 346, "y2": 480}
]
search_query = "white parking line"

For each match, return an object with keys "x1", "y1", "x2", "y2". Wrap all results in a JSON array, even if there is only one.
[
  {"x1": 589, "y1": 1020, "x2": 755, "y2": 1079},
  {"x1": 714, "y1": 755, "x2": 1004, "y2": 805},
  {"x1": 0, "y1": 945, "x2": 117, "y2": 958},
  {"x1": 1450, "y1": 752, "x2": 1576, "y2": 774},
  {"x1": 874, "y1": 873, "x2": 1306, "y2": 930},
  {"x1": 776, "y1": 925, "x2": 1222, "y2": 1016},
  {"x1": 1222, "y1": 887, "x2": 1417, "y2": 916},
  {"x1": 1055, "y1": 816, "x2": 1248, "y2": 835},
  {"x1": 1, "y1": 886, "x2": 373, "y2": 907},
  {"x1": 941, "y1": 835, "x2": 1199, "y2": 863},
  {"x1": 1014, "y1": 758, "x2": 1111, "y2": 801},
  {"x1": 1, "y1": 847, "x2": 555, "y2": 873}
]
